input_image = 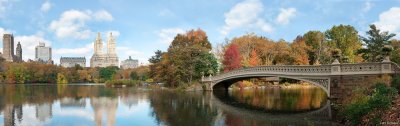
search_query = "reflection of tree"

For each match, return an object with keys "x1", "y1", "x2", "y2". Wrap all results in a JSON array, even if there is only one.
[
  {"x1": 149, "y1": 91, "x2": 219, "y2": 126},
  {"x1": 90, "y1": 97, "x2": 118, "y2": 126},
  {"x1": 228, "y1": 86, "x2": 327, "y2": 112}
]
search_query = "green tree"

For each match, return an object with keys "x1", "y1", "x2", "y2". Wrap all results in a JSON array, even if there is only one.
[
  {"x1": 325, "y1": 25, "x2": 362, "y2": 63},
  {"x1": 357, "y1": 24, "x2": 396, "y2": 62},
  {"x1": 99, "y1": 66, "x2": 119, "y2": 81},
  {"x1": 303, "y1": 31, "x2": 324, "y2": 65}
]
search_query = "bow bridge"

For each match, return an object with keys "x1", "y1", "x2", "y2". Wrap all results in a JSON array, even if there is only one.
[{"x1": 202, "y1": 61, "x2": 400, "y2": 98}]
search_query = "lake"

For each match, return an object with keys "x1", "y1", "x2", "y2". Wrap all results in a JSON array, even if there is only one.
[{"x1": 0, "y1": 84, "x2": 338, "y2": 126}]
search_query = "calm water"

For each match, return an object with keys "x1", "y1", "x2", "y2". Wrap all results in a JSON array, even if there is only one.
[{"x1": 0, "y1": 84, "x2": 338, "y2": 126}]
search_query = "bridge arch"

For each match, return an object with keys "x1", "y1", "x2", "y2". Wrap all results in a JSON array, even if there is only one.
[{"x1": 211, "y1": 74, "x2": 330, "y2": 96}]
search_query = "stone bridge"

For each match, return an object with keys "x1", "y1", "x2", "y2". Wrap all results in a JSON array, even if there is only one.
[{"x1": 202, "y1": 61, "x2": 400, "y2": 98}]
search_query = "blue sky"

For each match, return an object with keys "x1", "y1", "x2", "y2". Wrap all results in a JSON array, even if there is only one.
[{"x1": 0, "y1": 0, "x2": 399, "y2": 66}]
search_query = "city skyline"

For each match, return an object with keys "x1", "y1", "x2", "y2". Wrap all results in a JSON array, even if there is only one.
[{"x1": 0, "y1": 0, "x2": 399, "y2": 66}]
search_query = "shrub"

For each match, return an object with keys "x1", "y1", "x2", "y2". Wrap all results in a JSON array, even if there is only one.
[
  {"x1": 343, "y1": 83, "x2": 398, "y2": 125},
  {"x1": 391, "y1": 75, "x2": 400, "y2": 93}
]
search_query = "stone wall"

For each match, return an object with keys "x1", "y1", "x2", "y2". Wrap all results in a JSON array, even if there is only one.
[{"x1": 330, "y1": 74, "x2": 386, "y2": 103}]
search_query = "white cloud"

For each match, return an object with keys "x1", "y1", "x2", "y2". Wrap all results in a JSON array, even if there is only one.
[
  {"x1": 40, "y1": 1, "x2": 51, "y2": 12},
  {"x1": 54, "y1": 43, "x2": 93, "y2": 55},
  {"x1": 220, "y1": 0, "x2": 272, "y2": 36},
  {"x1": 362, "y1": 1, "x2": 373, "y2": 12},
  {"x1": 14, "y1": 34, "x2": 51, "y2": 61},
  {"x1": 373, "y1": 7, "x2": 400, "y2": 37},
  {"x1": 49, "y1": 9, "x2": 113, "y2": 39},
  {"x1": 157, "y1": 28, "x2": 185, "y2": 44},
  {"x1": 94, "y1": 10, "x2": 113, "y2": 21},
  {"x1": 0, "y1": 27, "x2": 11, "y2": 36},
  {"x1": 276, "y1": 7, "x2": 297, "y2": 25}
]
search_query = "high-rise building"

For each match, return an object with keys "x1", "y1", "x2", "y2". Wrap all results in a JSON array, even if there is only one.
[
  {"x1": 90, "y1": 32, "x2": 119, "y2": 67},
  {"x1": 2, "y1": 34, "x2": 23, "y2": 62},
  {"x1": 120, "y1": 56, "x2": 138, "y2": 69},
  {"x1": 2, "y1": 34, "x2": 14, "y2": 62},
  {"x1": 35, "y1": 42, "x2": 52, "y2": 64},
  {"x1": 15, "y1": 42, "x2": 22, "y2": 62},
  {"x1": 60, "y1": 57, "x2": 86, "y2": 68}
]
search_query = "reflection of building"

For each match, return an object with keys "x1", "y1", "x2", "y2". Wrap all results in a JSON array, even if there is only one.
[
  {"x1": 3, "y1": 105, "x2": 23, "y2": 126},
  {"x1": 120, "y1": 56, "x2": 138, "y2": 69},
  {"x1": 90, "y1": 33, "x2": 119, "y2": 67},
  {"x1": 35, "y1": 42, "x2": 53, "y2": 64},
  {"x1": 90, "y1": 97, "x2": 118, "y2": 126},
  {"x1": 60, "y1": 57, "x2": 86, "y2": 67},
  {"x1": 2, "y1": 34, "x2": 23, "y2": 62},
  {"x1": 121, "y1": 95, "x2": 139, "y2": 108},
  {"x1": 35, "y1": 103, "x2": 52, "y2": 122},
  {"x1": 60, "y1": 97, "x2": 86, "y2": 108}
]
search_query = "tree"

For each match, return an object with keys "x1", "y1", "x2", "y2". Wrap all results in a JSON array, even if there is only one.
[
  {"x1": 149, "y1": 50, "x2": 163, "y2": 64},
  {"x1": 303, "y1": 31, "x2": 324, "y2": 65},
  {"x1": 390, "y1": 39, "x2": 400, "y2": 65},
  {"x1": 357, "y1": 24, "x2": 396, "y2": 62},
  {"x1": 325, "y1": 24, "x2": 362, "y2": 63},
  {"x1": 149, "y1": 28, "x2": 217, "y2": 87},
  {"x1": 99, "y1": 66, "x2": 119, "y2": 81},
  {"x1": 290, "y1": 36, "x2": 309, "y2": 65},
  {"x1": 249, "y1": 49, "x2": 260, "y2": 67},
  {"x1": 223, "y1": 44, "x2": 242, "y2": 72},
  {"x1": 57, "y1": 73, "x2": 68, "y2": 84}
]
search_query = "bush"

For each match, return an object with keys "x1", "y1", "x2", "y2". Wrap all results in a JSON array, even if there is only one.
[
  {"x1": 391, "y1": 75, "x2": 400, "y2": 93},
  {"x1": 105, "y1": 80, "x2": 139, "y2": 87},
  {"x1": 343, "y1": 83, "x2": 398, "y2": 125}
]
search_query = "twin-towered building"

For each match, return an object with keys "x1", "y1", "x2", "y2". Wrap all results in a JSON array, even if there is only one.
[{"x1": 90, "y1": 32, "x2": 119, "y2": 67}]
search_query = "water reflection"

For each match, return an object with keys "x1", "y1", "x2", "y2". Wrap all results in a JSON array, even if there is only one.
[
  {"x1": 0, "y1": 85, "x2": 338, "y2": 126},
  {"x1": 224, "y1": 86, "x2": 328, "y2": 112}
]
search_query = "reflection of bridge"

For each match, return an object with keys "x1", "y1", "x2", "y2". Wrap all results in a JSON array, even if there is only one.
[
  {"x1": 205, "y1": 92, "x2": 337, "y2": 125},
  {"x1": 202, "y1": 61, "x2": 400, "y2": 98}
]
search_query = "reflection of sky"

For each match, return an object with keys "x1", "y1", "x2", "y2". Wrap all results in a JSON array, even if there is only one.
[
  {"x1": 0, "y1": 114, "x2": 3, "y2": 126},
  {"x1": 116, "y1": 99, "x2": 160, "y2": 126},
  {"x1": 0, "y1": 97, "x2": 161, "y2": 126}
]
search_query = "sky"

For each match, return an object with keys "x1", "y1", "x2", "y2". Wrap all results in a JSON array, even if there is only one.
[{"x1": 0, "y1": 0, "x2": 399, "y2": 66}]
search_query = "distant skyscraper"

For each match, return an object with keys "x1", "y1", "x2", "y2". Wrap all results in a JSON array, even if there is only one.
[
  {"x1": 35, "y1": 42, "x2": 52, "y2": 64},
  {"x1": 90, "y1": 32, "x2": 119, "y2": 67},
  {"x1": 2, "y1": 34, "x2": 23, "y2": 62},
  {"x1": 60, "y1": 57, "x2": 86, "y2": 67},
  {"x1": 120, "y1": 56, "x2": 138, "y2": 69},
  {"x1": 2, "y1": 34, "x2": 14, "y2": 62},
  {"x1": 16, "y1": 42, "x2": 22, "y2": 62}
]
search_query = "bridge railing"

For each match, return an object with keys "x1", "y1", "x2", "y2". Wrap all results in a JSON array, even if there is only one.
[{"x1": 202, "y1": 62, "x2": 399, "y2": 82}]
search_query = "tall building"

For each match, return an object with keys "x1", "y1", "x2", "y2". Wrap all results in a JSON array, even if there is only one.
[
  {"x1": 35, "y1": 42, "x2": 52, "y2": 64},
  {"x1": 3, "y1": 34, "x2": 14, "y2": 62},
  {"x1": 60, "y1": 57, "x2": 86, "y2": 68},
  {"x1": 120, "y1": 56, "x2": 138, "y2": 69},
  {"x1": 90, "y1": 32, "x2": 119, "y2": 67},
  {"x1": 15, "y1": 42, "x2": 22, "y2": 62},
  {"x1": 2, "y1": 34, "x2": 22, "y2": 62},
  {"x1": 1, "y1": 34, "x2": 23, "y2": 62}
]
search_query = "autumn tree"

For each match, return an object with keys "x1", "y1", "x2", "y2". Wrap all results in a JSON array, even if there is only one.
[
  {"x1": 290, "y1": 36, "x2": 309, "y2": 65},
  {"x1": 325, "y1": 24, "x2": 362, "y2": 63},
  {"x1": 357, "y1": 24, "x2": 396, "y2": 62},
  {"x1": 223, "y1": 44, "x2": 242, "y2": 72},
  {"x1": 249, "y1": 49, "x2": 260, "y2": 67},
  {"x1": 149, "y1": 28, "x2": 218, "y2": 87}
]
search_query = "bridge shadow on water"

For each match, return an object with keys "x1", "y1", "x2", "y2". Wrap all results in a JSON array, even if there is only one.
[{"x1": 210, "y1": 90, "x2": 339, "y2": 126}]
